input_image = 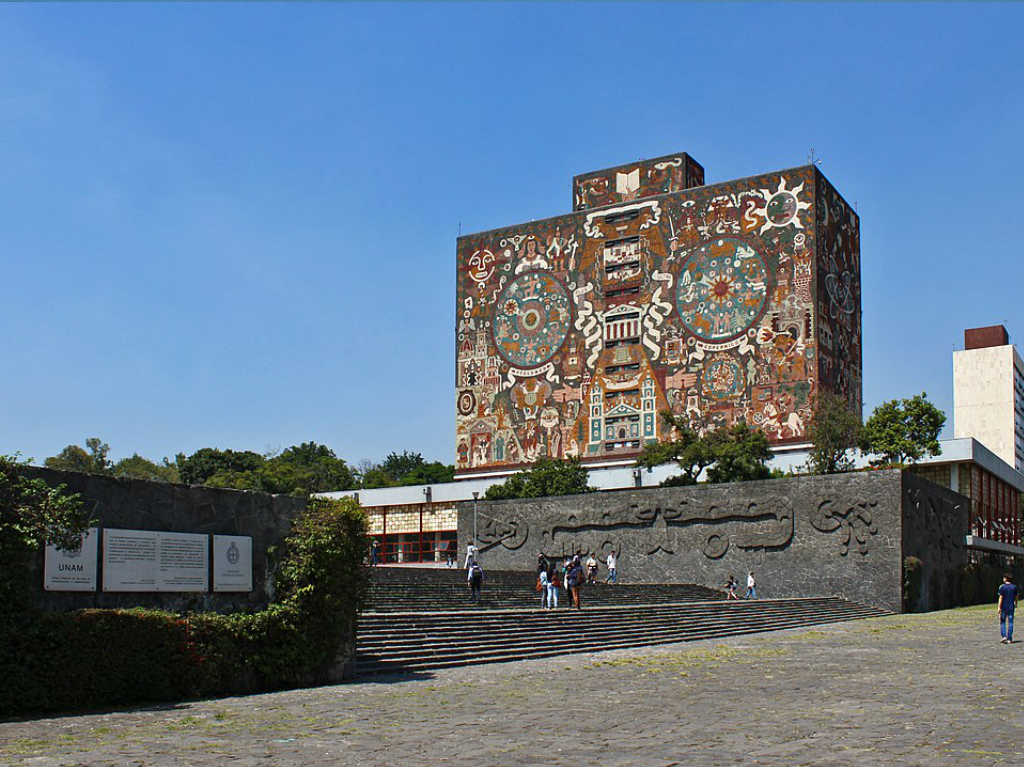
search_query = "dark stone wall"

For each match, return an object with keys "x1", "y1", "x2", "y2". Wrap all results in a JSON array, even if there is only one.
[
  {"x1": 460, "y1": 471, "x2": 908, "y2": 611},
  {"x1": 901, "y1": 472, "x2": 970, "y2": 611},
  {"x1": 21, "y1": 467, "x2": 306, "y2": 614}
]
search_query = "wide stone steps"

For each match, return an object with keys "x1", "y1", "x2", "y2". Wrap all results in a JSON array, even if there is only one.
[{"x1": 354, "y1": 597, "x2": 887, "y2": 675}]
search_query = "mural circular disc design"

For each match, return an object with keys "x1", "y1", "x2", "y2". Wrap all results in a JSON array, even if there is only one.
[
  {"x1": 457, "y1": 390, "x2": 476, "y2": 416},
  {"x1": 675, "y1": 238, "x2": 769, "y2": 343},
  {"x1": 492, "y1": 271, "x2": 572, "y2": 368}
]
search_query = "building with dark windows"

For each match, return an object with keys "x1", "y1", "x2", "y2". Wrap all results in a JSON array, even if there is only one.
[{"x1": 455, "y1": 152, "x2": 861, "y2": 477}]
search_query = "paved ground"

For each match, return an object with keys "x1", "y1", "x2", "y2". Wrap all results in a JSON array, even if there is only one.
[{"x1": 2, "y1": 604, "x2": 1023, "y2": 766}]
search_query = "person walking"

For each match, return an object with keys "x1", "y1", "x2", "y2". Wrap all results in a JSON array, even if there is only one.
[
  {"x1": 605, "y1": 550, "x2": 618, "y2": 584},
  {"x1": 586, "y1": 554, "x2": 598, "y2": 585},
  {"x1": 561, "y1": 557, "x2": 572, "y2": 604},
  {"x1": 997, "y1": 573, "x2": 1019, "y2": 644},
  {"x1": 369, "y1": 539, "x2": 379, "y2": 566},
  {"x1": 537, "y1": 551, "x2": 549, "y2": 575},
  {"x1": 745, "y1": 571, "x2": 757, "y2": 599},
  {"x1": 567, "y1": 555, "x2": 584, "y2": 609},
  {"x1": 468, "y1": 561, "x2": 484, "y2": 603},
  {"x1": 725, "y1": 574, "x2": 739, "y2": 599}
]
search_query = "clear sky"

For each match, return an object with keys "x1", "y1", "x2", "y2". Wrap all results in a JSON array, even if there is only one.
[{"x1": 2, "y1": 2, "x2": 1022, "y2": 469}]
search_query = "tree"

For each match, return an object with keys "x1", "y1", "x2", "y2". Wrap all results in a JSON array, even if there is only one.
[
  {"x1": 859, "y1": 393, "x2": 946, "y2": 466},
  {"x1": 175, "y1": 448, "x2": 265, "y2": 486},
  {"x1": 705, "y1": 421, "x2": 773, "y2": 484},
  {"x1": 806, "y1": 392, "x2": 863, "y2": 474},
  {"x1": 112, "y1": 454, "x2": 180, "y2": 483},
  {"x1": 267, "y1": 442, "x2": 355, "y2": 494},
  {"x1": 484, "y1": 457, "x2": 592, "y2": 500},
  {"x1": 636, "y1": 411, "x2": 717, "y2": 486},
  {"x1": 1, "y1": 455, "x2": 93, "y2": 611},
  {"x1": 400, "y1": 461, "x2": 455, "y2": 486},
  {"x1": 359, "y1": 451, "x2": 455, "y2": 488},
  {"x1": 380, "y1": 451, "x2": 425, "y2": 481},
  {"x1": 44, "y1": 437, "x2": 112, "y2": 475},
  {"x1": 636, "y1": 413, "x2": 771, "y2": 485}
]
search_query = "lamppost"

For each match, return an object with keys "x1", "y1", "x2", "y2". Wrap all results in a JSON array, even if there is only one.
[{"x1": 471, "y1": 491, "x2": 479, "y2": 550}]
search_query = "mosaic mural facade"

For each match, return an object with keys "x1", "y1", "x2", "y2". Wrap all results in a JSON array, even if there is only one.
[{"x1": 456, "y1": 154, "x2": 861, "y2": 475}]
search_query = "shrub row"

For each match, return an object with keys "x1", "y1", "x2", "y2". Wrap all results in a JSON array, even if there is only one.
[{"x1": 0, "y1": 497, "x2": 368, "y2": 718}]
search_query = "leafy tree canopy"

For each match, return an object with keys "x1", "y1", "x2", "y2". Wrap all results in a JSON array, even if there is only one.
[
  {"x1": 806, "y1": 392, "x2": 863, "y2": 474},
  {"x1": 44, "y1": 438, "x2": 112, "y2": 475},
  {"x1": 484, "y1": 457, "x2": 592, "y2": 500},
  {"x1": 859, "y1": 392, "x2": 946, "y2": 466},
  {"x1": 112, "y1": 454, "x2": 180, "y2": 483},
  {"x1": 360, "y1": 451, "x2": 455, "y2": 488},
  {"x1": 705, "y1": 421, "x2": 773, "y2": 484},
  {"x1": 175, "y1": 448, "x2": 265, "y2": 486},
  {"x1": 1, "y1": 455, "x2": 93, "y2": 611},
  {"x1": 636, "y1": 413, "x2": 772, "y2": 485},
  {"x1": 636, "y1": 411, "x2": 717, "y2": 486}
]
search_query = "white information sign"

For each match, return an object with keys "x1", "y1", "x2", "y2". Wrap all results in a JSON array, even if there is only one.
[
  {"x1": 213, "y1": 535, "x2": 253, "y2": 592},
  {"x1": 103, "y1": 529, "x2": 209, "y2": 592},
  {"x1": 44, "y1": 528, "x2": 99, "y2": 591}
]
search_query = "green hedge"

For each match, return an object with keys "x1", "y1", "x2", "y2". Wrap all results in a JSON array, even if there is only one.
[{"x1": 0, "y1": 496, "x2": 368, "y2": 717}]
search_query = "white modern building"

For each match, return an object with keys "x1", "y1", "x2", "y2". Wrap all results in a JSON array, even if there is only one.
[{"x1": 953, "y1": 324, "x2": 1024, "y2": 473}]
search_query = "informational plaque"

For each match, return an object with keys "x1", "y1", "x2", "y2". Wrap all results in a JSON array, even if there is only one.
[
  {"x1": 103, "y1": 529, "x2": 209, "y2": 592},
  {"x1": 44, "y1": 528, "x2": 99, "y2": 591},
  {"x1": 213, "y1": 535, "x2": 253, "y2": 592}
]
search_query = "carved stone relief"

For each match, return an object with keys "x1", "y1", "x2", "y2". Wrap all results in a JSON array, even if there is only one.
[
  {"x1": 810, "y1": 498, "x2": 878, "y2": 556},
  {"x1": 537, "y1": 496, "x2": 794, "y2": 560}
]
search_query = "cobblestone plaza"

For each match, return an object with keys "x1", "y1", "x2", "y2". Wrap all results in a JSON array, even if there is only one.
[{"x1": 3, "y1": 605, "x2": 1021, "y2": 766}]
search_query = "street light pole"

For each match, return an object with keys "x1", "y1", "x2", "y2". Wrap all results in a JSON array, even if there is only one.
[{"x1": 471, "y1": 491, "x2": 479, "y2": 549}]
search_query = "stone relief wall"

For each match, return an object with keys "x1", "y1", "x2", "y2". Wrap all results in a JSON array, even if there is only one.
[
  {"x1": 901, "y1": 471, "x2": 970, "y2": 611},
  {"x1": 459, "y1": 471, "x2": 911, "y2": 611},
  {"x1": 23, "y1": 467, "x2": 306, "y2": 614}
]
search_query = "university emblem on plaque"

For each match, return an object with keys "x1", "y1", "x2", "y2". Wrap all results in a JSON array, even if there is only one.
[{"x1": 226, "y1": 541, "x2": 240, "y2": 565}]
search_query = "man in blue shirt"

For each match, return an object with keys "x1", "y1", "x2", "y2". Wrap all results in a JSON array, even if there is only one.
[{"x1": 997, "y1": 574, "x2": 1019, "y2": 644}]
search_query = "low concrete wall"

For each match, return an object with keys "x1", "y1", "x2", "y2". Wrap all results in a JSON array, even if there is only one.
[
  {"x1": 22, "y1": 467, "x2": 306, "y2": 614},
  {"x1": 459, "y1": 470, "x2": 969, "y2": 613}
]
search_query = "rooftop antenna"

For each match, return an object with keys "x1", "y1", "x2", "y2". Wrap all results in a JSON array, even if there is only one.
[
  {"x1": 458, "y1": 220, "x2": 462, "y2": 236},
  {"x1": 807, "y1": 147, "x2": 822, "y2": 167}
]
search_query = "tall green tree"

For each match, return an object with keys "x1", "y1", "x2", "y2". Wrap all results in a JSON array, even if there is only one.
[
  {"x1": 485, "y1": 457, "x2": 592, "y2": 500},
  {"x1": 112, "y1": 454, "x2": 180, "y2": 483},
  {"x1": 360, "y1": 451, "x2": 455, "y2": 488},
  {"x1": 1, "y1": 455, "x2": 92, "y2": 611},
  {"x1": 636, "y1": 411, "x2": 717, "y2": 486},
  {"x1": 859, "y1": 393, "x2": 946, "y2": 466},
  {"x1": 806, "y1": 392, "x2": 863, "y2": 474},
  {"x1": 267, "y1": 442, "x2": 355, "y2": 494},
  {"x1": 175, "y1": 448, "x2": 265, "y2": 486},
  {"x1": 636, "y1": 414, "x2": 772, "y2": 485},
  {"x1": 705, "y1": 421, "x2": 773, "y2": 483},
  {"x1": 44, "y1": 438, "x2": 112, "y2": 475}
]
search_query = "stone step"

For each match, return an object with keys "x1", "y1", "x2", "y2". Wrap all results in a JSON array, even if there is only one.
[
  {"x1": 358, "y1": 598, "x2": 839, "y2": 635},
  {"x1": 354, "y1": 598, "x2": 887, "y2": 675},
  {"x1": 357, "y1": 607, "x2": 882, "y2": 661}
]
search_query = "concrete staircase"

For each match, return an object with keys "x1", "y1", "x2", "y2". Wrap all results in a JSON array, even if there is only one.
[
  {"x1": 366, "y1": 566, "x2": 722, "y2": 612},
  {"x1": 356, "y1": 570, "x2": 889, "y2": 676}
]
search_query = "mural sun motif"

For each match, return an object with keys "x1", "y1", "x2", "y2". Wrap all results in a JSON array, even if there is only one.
[{"x1": 755, "y1": 177, "x2": 812, "y2": 234}]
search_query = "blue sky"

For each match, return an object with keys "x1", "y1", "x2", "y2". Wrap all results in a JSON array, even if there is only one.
[{"x1": 2, "y1": 2, "x2": 1022, "y2": 468}]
